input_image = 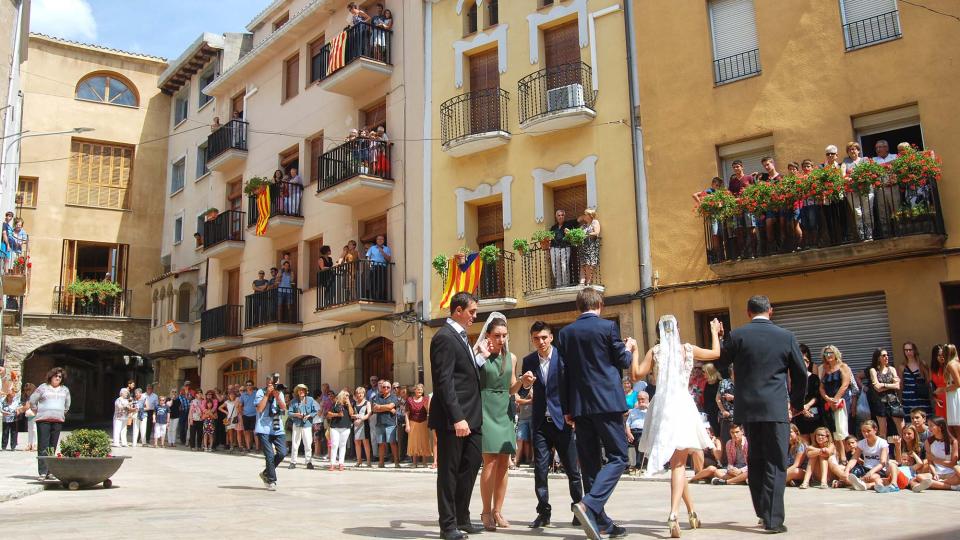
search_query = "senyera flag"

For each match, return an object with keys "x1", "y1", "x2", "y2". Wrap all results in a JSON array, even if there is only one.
[
  {"x1": 439, "y1": 253, "x2": 484, "y2": 310},
  {"x1": 327, "y1": 31, "x2": 348, "y2": 74},
  {"x1": 255, "y1": 187, "x2": 270, "y2": 236}
]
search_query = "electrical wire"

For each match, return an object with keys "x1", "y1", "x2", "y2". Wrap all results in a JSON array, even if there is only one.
[{"x1": 900, "y1": 0, "x2": 960, "y2": 23}]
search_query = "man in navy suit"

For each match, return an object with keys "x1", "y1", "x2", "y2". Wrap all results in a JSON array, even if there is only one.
[
  {"x1": 519, "y1": 321, "x2": 583, "y2": 529},
  {"x1": 559, "y1": 288, "x2": 637, "y2": 540}
]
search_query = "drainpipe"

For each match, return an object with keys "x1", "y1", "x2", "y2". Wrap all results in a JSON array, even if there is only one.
[
  {"x1": 622, "y1": 0, "x2": 654, "y2": 348},
  {"x1": 418, "y1": 1, "x2": 436, "y2": 384}
]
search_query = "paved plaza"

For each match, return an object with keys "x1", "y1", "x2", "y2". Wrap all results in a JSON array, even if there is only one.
[{"x1": 0, "y1": 445, "x2": 956, "y2": 539}]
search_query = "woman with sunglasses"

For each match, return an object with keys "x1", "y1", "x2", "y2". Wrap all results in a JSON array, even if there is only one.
[
  {"x1": 28, "y1": 367, "x2": 71, "y2": 480},
  {"x1": 868, "y1": 348, "x2": 904, "y2": 439},
  {"x1": 819, "y1": 345, "x2": 852, "y2": 455}
]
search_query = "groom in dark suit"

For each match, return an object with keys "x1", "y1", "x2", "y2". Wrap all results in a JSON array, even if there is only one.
[
  {"x1": 559, "y1": 288, "x2": 637, "y2": 540},
  {"x1": 429, "y1": 292, "x2": 484, "y2": 540},
  {"x1": 520, "y1": 321, "x2": 583, "y2": 529},
  {"x1": 718, "y1": 295, "x2": 806, "y2": 534}
]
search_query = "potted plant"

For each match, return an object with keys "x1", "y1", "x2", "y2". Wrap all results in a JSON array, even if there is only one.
[
  {"x1": 478, "y1": 245, "x2": 499, "y2": 264},
  {"x1": 847, "y1": 161, "x2": 888, "y2": 196},
  {"x1": 531, "y1": 229, "x2": 554, "y2": 250},
  {"x1": 454, "y1": 246, "x2": 470, "y2": 265},
  {"x1": 564, "y1": 227, "x2": 587, "y2": 247},
  {"x1": 432, "y1": 254, "x2": 449, "y2": 277},
  {"x1": 888, "y1": 147, "x2": 942, "y2": 191},
  {"x1": 2, "y1": 255, "x2": 29, "y2": 296},
  {"x1": 243, "y1": 176, "x2": 271, "y2": 196},
  {"x1": 38, "y1": 429, "x2": 130, "y2": 490},
  {"x1": 695, "y1": 189, "x2": 739, "y2": 222},
  {"x1": 512, "y1": 238, "x2": 529, "y2": 255},
  {"x1": 203, "y1": 207, "x2": 219, "y2": 221}
]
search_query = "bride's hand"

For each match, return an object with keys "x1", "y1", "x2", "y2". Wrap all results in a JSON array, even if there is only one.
[
  {"x1": 710, "y1": 319, "x2": 723, "y2": 336},
  {"x1": 475, "y1": 338, "x2": 492, "y2": 358}
]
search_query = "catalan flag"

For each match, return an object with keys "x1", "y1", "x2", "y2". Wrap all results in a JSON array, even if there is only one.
[
  {"x1": 439, "y1": 253, "x2": 484, "y2": 310},
  {"x1": 255, "y1": 187, "x2": 270, "y2": 236},
  {"x1": 327, "y1": 31, "x2": 348, "y2": 74}
]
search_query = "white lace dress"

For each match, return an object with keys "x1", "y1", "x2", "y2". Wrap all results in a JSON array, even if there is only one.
[{"x1": 638, "y1": 343, "x2": 713, "y2": 476}]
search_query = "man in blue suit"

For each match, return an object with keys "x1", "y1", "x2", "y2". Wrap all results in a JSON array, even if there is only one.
[
  {"x1": 519, "y1": 321, "x2": 583, "y2": 529},
  {"x1": 559, "y1": 288, "x2": 637, "y2": 540}
]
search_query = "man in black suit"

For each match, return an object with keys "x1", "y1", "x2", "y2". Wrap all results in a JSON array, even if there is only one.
[
  {"x1": 560, "y1": 288, "x2": 637, "y2": 540},
  {"x1": 717, "y1": 295, "x2": 806, "y2": 534},
  {"x1": 519, "y1": 321, "x2": 583, "y2": 529},
  {"x1": 429, "y1": 292, "x2": 484, "y2": 540}
]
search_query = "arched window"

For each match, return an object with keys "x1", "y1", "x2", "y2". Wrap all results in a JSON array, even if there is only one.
[
  {"x1": 221, "y1": 357, "x2": 257, "y2": 389},
  {"x1": 289, "y1": 356, "x2": 322, "y2": 395},
  {"x1": 166, "y1": 284, "x2": 175, "y2": 322},
  {"x1": 176, "y1": 283, "x2": 192, "y2": 323},
  {"x1": 76, "y1": 73, "x2": 139, "y2": 107}
]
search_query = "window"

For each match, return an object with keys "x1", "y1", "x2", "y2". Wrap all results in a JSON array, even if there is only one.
[
  {"x1": 362, "y1": 101, "x2": 387, "y2": 131},
  {"x1": 695, "y1": 309, "x2": 731, "y2": 349},
  {"x1": 309, "y1": 35, "x2": 326, "y2": 83},
  {"x1": 67, "y1": 139, "x2": 133, "y2": 210},
  {"x1": 279, "y1": 145, "x2": 299, "y2": 173},
  {"x1": 75, "y1": 73, "x2": 138, "y2": 107},
  {"x1": 485, "y1": 0, "x2": 499, "y2": 27},
  {"x1": 464, "y1": 2, "x2": 478, "y2": 36},
  {"x1": 16, "y1": 176, "x2": 37, "y2": 208},
  {"x1": 283, "y1": 54, "x2": 300, "y2": 101},
  {"x1": 60, "y1": 240, "x2": 129, "y2": 291},
  {"x1": 552, "y1": 182, "x2": 588, "y2": 220},
  {"x1": 361, "y1": 214, "x2": 388, "y2": 246},
  {"x1": 308, "y1": 134, "x2": 324, "y2": 184},
  {"x1": 540, "y1": 0, "x2": 554, "y2": 7},
  {"x1": 174, "y1": 88, "x2": 188, "y2": 125},
  {"x1": 221, "y1": 357, "x2": 257, "y2": 390},
  {"x1": 308, "y1": 237, "x2": 322, "y2": 288},
  {"x1": 840, "y1": 0, "x2": 901, "y2": 50},
  {"x1": 289, "y1": 356, "x2": 322, "y2": 394},
  {"x1": 273, "y1": 12, "x2": 289, "y2": 31},
  {"x1": 196, "y1": 143, "x2": 209, "y2": 178},
  {"x1": 176, "y1": 284, "x2": 191, "y2": 323},
  {"x1": 717, "y1": 135, "x2": 773, "y2": 180},
  {"x1": 171, "y1": 158, "x2": 185, "y2": 194},
  {"x1": 198, "y1": 67, "x2": 216, "y2": 108},
  {"x1": 708, "y1": 0, "x2": 761, "y2": 84},
  {"x1": 173, "y1": 215, "x2": 183, "y2": 245}
]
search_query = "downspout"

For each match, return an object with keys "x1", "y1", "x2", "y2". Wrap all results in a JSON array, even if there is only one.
[
  {"x1": 623, "y1": 0, "x2": 654, "y2": 348},
  {"x1": 418, "y1": 1, "x2": 435, "y2": 384}
]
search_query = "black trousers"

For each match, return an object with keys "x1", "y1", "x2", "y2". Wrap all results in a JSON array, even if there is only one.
[
  {"x1": 36, "y1": 421, "x2": 62, "y2": 475},
  {"x1": 189, "y1": 422, "x2": 203, "y2": 449},
  {"x1": 177, "y1": 414, "x2": 188, "y2": 444},
  {"x1": 744, "y1": 421, "x2": 790, "y2": 530},
  {"x1": 144, "y1": 411, "x2": 155, "y2": 441},
  {"x1": 575, "y1": 413, "x2": 627, "y2": 530},
  {"x1": 533, "y1": 419, "x2": 583, "y2": 517},
  {"x1": 2, "y1": 421, "x2": 18, "y2": 449},
  {"x1": 436, "y1": 429, "x2": 482, "y2": 533}
]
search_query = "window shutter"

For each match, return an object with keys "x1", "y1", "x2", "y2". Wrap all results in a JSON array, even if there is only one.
[
  {"x1": 553, "y1": 183, "x2": 588, "y2": 220},
  {"x1": 68, "y1": 140, "x2": 133, "y2": 209},
  {"x1": 709, "y1": 0, "x2": 759, "y2": 61},
  {"x1": 720, "y1": 149, "x2": 770, "y2": 181},
  {"x1": 841, "y1": 0, "x2": 897, "y2": 24},
  {"x1": 477, "y1": 202, "x2": 504, "y2": 244},
  {"x1": 285, "y1": 54, "x2": 300, "y2": 100},
  {"x1": 309, "y1": 136, "x2": 323, "y2": 183}
]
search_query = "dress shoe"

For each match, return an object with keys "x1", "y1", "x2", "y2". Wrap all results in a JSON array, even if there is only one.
[
  {"x1": 458, "y1": 522, "x2": 485, "y2": 534},
  {"x1": 605, "y1": 524, "x2": 628, "y2": 538},
  {"x1": 764, "y1": 525, "x2": 788, "y2": 534},
  {"x1": 572, "y1": 516, "x2": 581, "y2": 526},
  {"x1": 529, "y1": 515, "x2": 550, "y2": 528},
  {"x1": 441, "y1": 530, "x2": 467, "y2": 540},
  {"x1": 571, "y1": 502, "x2": 602, "y2": 540}
]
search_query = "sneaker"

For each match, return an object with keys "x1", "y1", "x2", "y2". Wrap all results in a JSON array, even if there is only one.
[
  {"x1": 848, "y1": 474, "x2": 867, "y2": 491},
  {"x1": 711, "y1": 478, "x2": 727, "y2": 485},
  {"x1": 873, "y1": 484, "x2": 891, "y2": 493},
  {"x1": 306, "y1": 462, "x2": 315, "y2": 470},
  {"x1": 950, "y1": 485, "x2": 960, "y2": 492},
  {"x1": 267, "y1": 483, "x2": 277, "y2": 491},
  {"x1": 259, "y1": 470, "x2": 268, "y2": 486},
  {"x1": 288, "y1": 462, "x2": 296, "y2": 469},
  {"x1": 912, "y1": 477, "x2": 934, "y2": 492}
]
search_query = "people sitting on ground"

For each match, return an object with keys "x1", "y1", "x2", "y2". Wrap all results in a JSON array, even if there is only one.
[
  {"x1": 716, "y1": 365, "x2": 735, "y2": 447},
  {"x1": 801, "y1": 426, "x2": 835, "y2": 489},
  {"x1": 909, "y1": 416, "x2": 960, "y2": 492},
  {"x1": 712, "y1": 424, "x2": 748, "y2": 485},
  {"x1": 690, "y1": 423, "x2": 723, "y2": 484},
  {"x1": 845, "y1": 419, "x2": 900, "y2": 492},
  {"x1": 786, "y1": 424, "x2": 807, "y2": 486}
]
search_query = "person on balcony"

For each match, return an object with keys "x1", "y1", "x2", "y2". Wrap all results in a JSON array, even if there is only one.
[
  {"x1": 348, "y1": 2, "x2": 370, "y2": 27},
  {"x1": 871, "y1": 140, "x2": 899, "y2": 234},
  {"x1": 757, "y1": 157, "x2": 787, "y2": 254},
  {"x1": 841, "y1": 142, "x2": 874, "y2": 242},
  {"x1": 821, "y1": 145, "x2": 846, "y2": 246},
  {"x1": 579, "y1": 208, "x2": 601, "y2": 286},
  {"x1": 727, "y1": 161, "x2": 757, "y2": 259},
  {"x1": 210, "y1": 116, "x2": 221, "y2": 133},
  {"x1": 370, "y1": 4, "x2": 393, "y2": 62},
  {"x1": 318, "y1": 245, "x2": 335, "y2": 306},
  {"x1": 281, "y1": 167, "x2": 302, "y2": 216},
  {"x1": 692, "y1": 177, "x2": 726, "y2": 263},
  {"x1": 549, "y1": 209, "x2": 576, "y2": 287},
  {"x1": 336, "y1": 240, "x2": 362, "y2": 303},
  {"x1": 799, "y1": 159, "x2": 820, "y2": 249},
  {"x1": 371, "y1": 126, "x2": 390, "y2": 177},
  {"x1": 365, "y1": 235, "x2": 392, "y2": 302},
  {"x1": 0, "y1": 211, "x2": 13, "y2": 272},
  {"x1": 278, "y1": 260, "x2": 296, "y2": 322}
]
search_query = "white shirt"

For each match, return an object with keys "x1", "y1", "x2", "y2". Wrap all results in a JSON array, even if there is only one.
[
  {"x1": 873, "y1": 153, "x2": 897, "y2": 164},
  {"x1": 538, "y1": 346, "x2": 553, "y2": 382},
  {"x1": 446, "y1": 318, "x2": 484, "y2": 367},
  {"x1": 858, "y1": 437, "x2": 889, "y2": 469},
  {"x1": 752, "y1": 314, "x2": 770, "y2": 321}
]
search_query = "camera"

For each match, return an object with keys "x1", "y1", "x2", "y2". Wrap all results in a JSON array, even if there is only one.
[{"x1": 270, "y1": 372, "x2": 280, "y2": 385}]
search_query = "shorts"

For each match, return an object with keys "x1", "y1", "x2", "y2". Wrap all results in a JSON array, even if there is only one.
[
  {"x1": 242, "y1": 415, "x2": 256, "y2": 431},
  {"x1": 801, "y1": 205, "x2": 819, "y2": 229},
  {"x1": 375, "y1": 424, "x2": 397, "y2": 444},
  {"x1": 742, "y1": 212, "x2": 757, "y2": 228},
  {"x1": 516, "y1": 420, "x2": 532, "y2": 441},
  {"x1": 153, "y1": 424, "x2": 167, "y2": 439},
  {"x1": 850, "y1": 463, "x2": 869, "y2": 478}
]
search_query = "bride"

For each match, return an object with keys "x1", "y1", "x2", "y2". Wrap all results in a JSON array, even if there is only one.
[{"x1": 632, "y1": 315, "x2": 722, "y2": 538}]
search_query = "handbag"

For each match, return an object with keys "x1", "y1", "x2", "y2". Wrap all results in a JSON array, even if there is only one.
[
  {"x1": 881, "y1": 392, "x2": 906, "y2": 417},
  {"x1": 855, "y1": 392, "x2": 872, "y2": 421}
]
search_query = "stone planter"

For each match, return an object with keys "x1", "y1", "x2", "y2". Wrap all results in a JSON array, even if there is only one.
[{"x1": 38, "y1": 456, "x2": 130, "y2": 490}]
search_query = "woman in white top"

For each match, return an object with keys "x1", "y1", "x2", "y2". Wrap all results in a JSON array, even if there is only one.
[
  {"x1": 840, "y1": 141, "x2": 874, "y2": 241},
  {"x1": 218, "y1": 389, "x2": 241, "y2": 451},
  {"x1": 936, "y1": 344, "x2": 960, "y2": 439},
  {"x1": 909, "y1": 416, "x2": 960, "y2": 492},
  {"x1": 113, "y1": 388, "x2": 131, "y2": 447}
]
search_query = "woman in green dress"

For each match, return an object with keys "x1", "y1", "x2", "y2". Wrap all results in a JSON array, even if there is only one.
[{"x1": 473, "y1": 314, "x2": 525, "y2": 531}]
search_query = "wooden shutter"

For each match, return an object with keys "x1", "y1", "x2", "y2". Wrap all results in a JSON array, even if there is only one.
[
  {"x1": 67, "y1": 140, "x2": 133, "y2": 209},
  {"x1": 709, "y1": 0, "x2": 759, "y2": 61},
  {"x1": 361, "y1": 215, "x2": 388, "y2": 244},
  {"x1": 476, "y1": 202, "x2": 504, "y2": 244},
  {"x1": 309, "y1": 135, "x2": 323, "y2": 184},
  {"x1": 16, "y1": 176, "x2": 37, "y2": 207},
  {"x1": 544, "y1": 21, "x2": 581, "y2": 69},
  {"x1": 231, "y1": 93, "x2": 244, "y2": 117},
  {"x1": 284, "y1": 54, "x2": 300, "y2": 100},
  {"x1": 280, "y1": 145, "x2": 299, "y2": 171},
  {"x1": 308, "y1": 238, "x2": 322, "y2": 288},
  {"x1": 363, "y1": 102, "x2": 387, "y2": 130},
  {"x1": 469, "y1": 49, "x2": 499, "y2": 92},
  {"x1": 226, "y1": 268, "x2": 240, "y2": 306},
  {"x1": 227, "y1": 178, "x2": 243, "y2": 211},
  {"x1": 553, "y1": 183, "x2": 588, "y2": 220},
  {"x1": 309, "y1": 35, "x2": 326, "y2": 82}
]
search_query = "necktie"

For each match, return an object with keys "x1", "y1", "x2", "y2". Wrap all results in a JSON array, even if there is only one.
[{"x1": 460, "y1": 329, "x2": 485, "y2": 368}]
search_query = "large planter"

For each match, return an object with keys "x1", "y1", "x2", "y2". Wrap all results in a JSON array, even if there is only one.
[
  {"x1": 2, "y1": 273, "x2": 26, "y2": 296},
  {"x1": 38, "y1": 456, "x2": 130, "y2": 490}
]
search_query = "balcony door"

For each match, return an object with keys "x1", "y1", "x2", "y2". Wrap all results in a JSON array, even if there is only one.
[
  {"x1": 60, "y1": 240, "x2": 129, "y2": 289},
  {"x1": 226, "y1": 268, "x2": 240, "y2": 306},
  {"x1": 231, "y1": 92, "x2": 244, "y2": 120},
  {"x1": 544, "y1": 21, "x2": 583, "y2": 103},
  {"x1": 469, "y1": 48, "x2": 500, "y2": 134},
  {"x1": 476, "y1": 202, "x2": 505, "y2": 299}
]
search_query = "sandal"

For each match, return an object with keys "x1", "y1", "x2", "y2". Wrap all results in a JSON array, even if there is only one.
[
  {"x1": 493, "y1": 511, "x2": 510, "y2": 528},
  {"x1": 668, "y1": 513, "x2": 681, "y2": 538},
  {"x1": 799, "y1": 483, "x2": 809, "y2": 489},
  {"x1": 480, "y1": 512, "x2": 496, "y2": 532},
  {"x1": 688, "y1": 512, "x2": 701, "y2": 529}
]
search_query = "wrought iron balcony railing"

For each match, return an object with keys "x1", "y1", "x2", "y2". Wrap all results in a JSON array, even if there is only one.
[
  {"x1": 202, "y1": 210, "x2": 245, "y2": 250},
  {"x1": 317, "y1": 260, "x2": 394, "y2": 310},
  {"x1": 200, "y1": 304, "x2": 242, "y2": 342},
  {"x1": 713, "y1": 48, "x2": 761, "y2": 85},
  {"x1": 521, "y1": 243, "x2": 602, "y2": 295},
  {"x1": 247, "y1": 181, "x2": 303, "y2": 228},
  {"x1": 54, "y1": 287, "x2": 132, "y2": 318},
  {"x1": 843, "y1": 10, "x2": 901, "y2": 50},
  {"x1": 318, "y1": 138, "x2": 392, "y2": 193},
  {"x1": 245, "y1": 287, "x2": 301, "y2": 329},
  {"x1": 315, "y1": 22, "x2": 393, "y2": 81},
  {"x1": 440, "y1": 88, "x2": 510, "y2": 147},
  {"x1": 207, "y1": 119, "x2": 248, "y2": 162},
  {"x1": 518, "y1": 61, "x2": 595, "y2": 124}
]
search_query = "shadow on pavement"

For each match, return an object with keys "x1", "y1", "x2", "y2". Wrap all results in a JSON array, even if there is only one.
[{"x1": 218, "y1": 485, "x2": 268, "y2": 491}]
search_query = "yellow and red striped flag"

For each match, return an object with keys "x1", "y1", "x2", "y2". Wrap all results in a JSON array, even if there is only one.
[
  {"x1": 255, "y1": 187, "x2": 270, "y2": 236},
  {"x1": 439, "y1": 253, "x2": 484, "y2": 310},
  {"x1": 327, "y1": 31, "x2": 348, "y2": 74}
]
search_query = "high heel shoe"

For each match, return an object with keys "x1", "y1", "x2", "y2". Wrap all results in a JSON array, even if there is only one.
[
  {"x1": 480, "y1": 512, "x2": 496, "y2": 532},
  {"x1": 668, "y1": 514, "x2": 681, "y2": 538},
  {"x1": 688, "y1": 512, "x2": 701, "y2": 529},
  {"x1": 493, "y1": 511, "x2": 510, "y2": 528}
]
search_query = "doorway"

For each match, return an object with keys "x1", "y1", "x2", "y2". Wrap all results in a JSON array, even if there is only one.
[
  {"x1": 469, "y1": 48, "x2": 500, "y2": 134},
  {"x1": 362, "y1": 338, "x2": 394, "y2": 384}
]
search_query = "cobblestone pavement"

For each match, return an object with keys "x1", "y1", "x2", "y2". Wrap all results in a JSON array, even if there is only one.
[{"x1": 1, "y1": 445, "x2": 956, "y2": 539}]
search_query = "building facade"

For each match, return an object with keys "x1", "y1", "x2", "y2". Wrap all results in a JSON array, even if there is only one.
[
  {"x1": 634, "y1": 0, "x2": 960, "y2": 373},
  {"x1": 175, "y1": 0, "x2": 427, "y2": 394},
  {"x1": 0, "y1": 0, "x2": 30, "y2": 224},
  {"x1": 425, "y1": 0, "x2": 644, "y2": 366},
  {"x1": 7, "y1": 34, "x2": 169, "y2": 424}
]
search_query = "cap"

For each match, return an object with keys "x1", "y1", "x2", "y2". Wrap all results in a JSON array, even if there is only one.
[{"x1": 294, "y1": 383, "x2": 309, "y2": 393}]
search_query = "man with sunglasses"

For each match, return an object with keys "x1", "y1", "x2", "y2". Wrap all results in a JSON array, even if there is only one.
[{"x1": 240, "y1": 380, "x2": 260, "y2": 452}]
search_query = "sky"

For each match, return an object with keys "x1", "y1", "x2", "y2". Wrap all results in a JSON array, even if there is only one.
[{"x1": 29, "y1": 0, "x2": 270, "y2": 60}]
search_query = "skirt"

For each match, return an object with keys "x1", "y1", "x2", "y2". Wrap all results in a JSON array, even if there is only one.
[
  {"x1": 202, "y1": 418, "x2": 214, "y2": 435},
  {"x1": 406, "y1": 420, "x2": 432, "y2": 457},
  {"x1": 947, "y1": 389, "x2": 960, "y2": 426}
]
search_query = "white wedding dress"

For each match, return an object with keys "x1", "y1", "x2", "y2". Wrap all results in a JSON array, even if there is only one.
[{"x1": 638, "y1": 315, "x2": 713, "y2": 477}]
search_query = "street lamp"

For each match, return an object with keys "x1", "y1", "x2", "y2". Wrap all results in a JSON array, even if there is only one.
[{"x1": 3, "y1": 127, "x2": 96, "y2": 160}]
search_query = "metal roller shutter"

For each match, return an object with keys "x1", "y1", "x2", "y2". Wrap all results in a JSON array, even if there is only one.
[
  {"x1": 709, "y1": 0, "x2": 759, "y2": 61},
  {"x1": 720, "y1": 148, "x2": 771, "y2": 181},
  {"x1": 841, "y1": 0, "x2": 898, "y2": 24},
  {"x1": 772, "y1": 293, "x2": 893, "y2": 375}
]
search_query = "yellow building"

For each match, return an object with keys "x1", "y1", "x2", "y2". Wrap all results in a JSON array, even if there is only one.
[
  {"x1": 425, "y1": 0, "x2": 643, "y2": 363},
  {"x1": 175, "y1": 0, "x2": 427, "y2": 394},
  {"x1": 634, "y1": 0, "x2": 960, "y2": 373},
  {"x1": 8, "y1": 34, "x2": 169, "y2": 424}
]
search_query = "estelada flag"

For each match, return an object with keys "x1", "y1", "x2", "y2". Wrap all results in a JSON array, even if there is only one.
[
  {"x1": 327, "y1": 31, "x2": 348, "y2": 74},
  {"x1": 439, "y1": 253, "x2": 484, "y2": 310},
  {"x1": 255, "y1": 187, "x2": 270, "y2": 236}
]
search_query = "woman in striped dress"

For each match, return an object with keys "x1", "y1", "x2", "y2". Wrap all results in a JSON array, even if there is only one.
[{"x1": 898, "y1": 341, "x2": 931, "y2": 416}]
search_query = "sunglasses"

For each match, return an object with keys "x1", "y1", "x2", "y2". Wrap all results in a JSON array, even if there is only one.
[{"x1": 826, "y1": 152, "x2": 837, "y2": 156}]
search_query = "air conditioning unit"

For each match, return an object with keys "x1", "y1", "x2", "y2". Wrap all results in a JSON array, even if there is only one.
[{"x1": 546, "y1": 83, "x2": 585, "y2": 112}]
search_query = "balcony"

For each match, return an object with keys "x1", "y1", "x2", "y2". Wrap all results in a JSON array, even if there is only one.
[
  {"x1": 316, "y1": 260, "x2": 394, "y2": 322},
  {"x1": 206, "y1": 119, "x2": 248, "y2": 171},
  {"x1": 315, "y1": 23, "x2": 393, "y2": 96},
  {"x1": 244, "y1": 287, "x2": 302, "y2": 338},
  {"x1": 843, "y1": 10, "x2": 901, "y2": 51},
  {"x1": 521, "y1": 244, "x2": 603, "y2": 306},
  {"x1": 200, "y1": 305, "x2": 243, "y2": 349},
  {"x1": 316, "y1": 138, "x2": 394, "y2": 205},
  {"x1": 53, "y1": 287, "x2": 133, "y2": 318},
  {"x1": 150, "y1": 320, "x2": 196, "y2": 357},
  {"x1": 714, "y1": 49, "x2": 761, "y2": 85},
  {"x1": 477, "y1": 250, "x2": 517, "y2": 312},
  {"x1": 247, "y1": 181, "x2": 304, "y2": 238},
  {"x1": 518, "y1": 62, "x2": 596, "y2": 135},
  {"x1": 440, "y1": 88, "x2": 511, "y2": 157},
  {"x1": 202, "y1": 210, "x2": 245, "y2": 259},
  {"x1": 705, "y1": 184, "x2": 946, "y2": 277}
]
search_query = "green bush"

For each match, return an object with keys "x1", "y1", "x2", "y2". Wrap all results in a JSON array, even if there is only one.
[{"x1": 58, "y1": 429, "x2": 112, "y2": 458}]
